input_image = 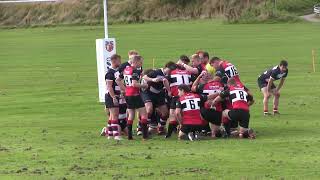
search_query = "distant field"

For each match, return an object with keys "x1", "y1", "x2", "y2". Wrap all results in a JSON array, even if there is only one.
[{"x1": 1, "y1": 20, "x2": 320, "y2": 179}]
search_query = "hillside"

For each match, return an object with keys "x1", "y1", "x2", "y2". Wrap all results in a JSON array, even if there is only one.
[{"x1": 0, "y1": 0, "x2": 319, "y2": 27}]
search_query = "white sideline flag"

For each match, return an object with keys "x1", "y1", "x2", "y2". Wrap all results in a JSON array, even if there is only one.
[{"x1": 96, "y1": 38, "x2": 116, "y2": 102}]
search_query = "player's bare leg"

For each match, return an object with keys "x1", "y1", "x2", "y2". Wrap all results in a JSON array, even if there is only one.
[
  {"x1": 239, "y1": 127, "x2": 256, "y2": 139},
  {"x1": 100, "y1": 107, "x2": 109, "y2": 137},
  {"x1": 178, "y1": 131, "x2": 186, "y2": 140},
  {"x1": 156, "y1": 104, "x2": 169, "y2": 135},
  {"x1": 221, "y1": 109, "x2": 234, "y2": 137},
  {"x1": 166, "y1": 109, "x2": 178, "y2": 138},
  {"x1": 126, "y1": 109, "x2": 135, "y2": 140},
  {"x1": 261, "y1": 87, "x2": 272, "y2": 115},
  {"x1": 144, "y1": 102, "x2": 156, "y2": 133},
  {"x1": 210, "y1": 124, "x2": 221, "y2": 139},
  {"x1": 271, "y1": 89, "x2": 280, "y2": 115},
  {"x1": 144, "y1": 102, "x2": 153, "y2": 123},
  {"x1": 109, "y1": 107, "x2": 121, "y2": 140},
  {"x1": 137, "y1": 107, "x2": 149, "y2": 140}
]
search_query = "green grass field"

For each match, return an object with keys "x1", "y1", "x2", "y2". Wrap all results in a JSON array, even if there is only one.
[{"x1": 1, "y1": 20, "x2": 320, "y2": 179}]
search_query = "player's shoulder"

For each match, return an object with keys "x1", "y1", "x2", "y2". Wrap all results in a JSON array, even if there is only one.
[
  {"x1": 123, "y1": 65, "x2": 134, "y2": 74},
  {"x1": 221, "y1": 60, "x2": 232, "y2": 67},
  {"x1": 272, "y1": 65, "x2": 280, "y2": 72},
  {"x1": 119, "y1": 61, "x2": 130, "y2": 71},
  {"x1": 106, "y1": 68, "x2": 116, "y2": 77},
  {"x1": 153, "y1": 68, "x2": 163, "y2": 75}
]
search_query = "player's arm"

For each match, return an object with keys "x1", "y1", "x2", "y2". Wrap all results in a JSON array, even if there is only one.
[
  {"x1": 132, "y1": 72, "x2": 148, "y2": 89},
  {"x1": 175, "y1": 108, "x2": 182, "y2": 125},
  {"x1": 243, "y1": 86, "x2": 254, "y2": 105},
  {"x1": 191, "y1": 71, "x2": 206, "y2": 92},
  {"x1": 177, "y1": 60, "x2": 199, "y2": 74},
  {"x1": 210, "y1": 90, "x2": 228, "y2": 106},
  {"x1": 142, "y1": 74, "x2": 162, "y2": 83},
  {"x1": 106, "y1": 80, "x2": 116, "y2": 98},
  {"x1": 247, "y1": 94, "x2": 254, "y2": 106},
  {"x1": 115, "y1": 74, "x2": 126, "y2": 93},
  {"x1": 244, "y1": 86, "x2": 254, "y2": 106},
  {"x1": 175, "y1": 100, "x2": 182, "y2": 124},
  {"x1": 132, "y1": 79, "x2": 148, "y2": 89},
  {"x1": 207, "y1": 93, "x2": 220, "y2": 100},
  {"x1": 162, "y1": 78, "x2": 172, "y2": 97},
  {"x1": 266, "y1": 77, "x2": 274, "y2": 92},
  {"x1": 105, "y1": 73, "x2": 117, "y2": 98},
  {"x1": 106, "y1": 79, "x2": 119, "y2": 106},
  {"x1": 215, "y1": 69, "x2": 228, "y2": 84},
  {"x1": 276, "y1": 78, "x2": 285, "y2": 92}
]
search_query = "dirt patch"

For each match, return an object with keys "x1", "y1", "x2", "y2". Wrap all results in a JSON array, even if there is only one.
[
  {"x1": 0, "y1": 145, "x2": 9, "y2": 152},
  {"x1": 301, "y1": 14, "x2": 320, "y2": 22}
]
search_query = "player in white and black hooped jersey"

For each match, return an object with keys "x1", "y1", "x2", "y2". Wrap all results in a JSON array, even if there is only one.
[
  {"x1": 141, "y1": 68, "x2": 171, "y2": 135},
  {"x1": 258, "y1": 60, "x2": 288, "y2": 115},
  {"x1": 103, "y1": 54, "x2": 123, "y2": 140}
]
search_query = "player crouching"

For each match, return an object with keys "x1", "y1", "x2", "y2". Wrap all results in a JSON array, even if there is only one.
[
  {"x1": 192, "y1": 71, "x2": 225, "y2": 138},
  {"x1": 175, "y1": 84, "x2": 218, "y2": 141},
  {"x1": 210, "y1": 78, "x2": 256, "y2": 139}
]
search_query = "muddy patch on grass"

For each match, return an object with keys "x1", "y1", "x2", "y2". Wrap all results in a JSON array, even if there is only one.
[
  {"x1": 69, "y1": 164, "x2": 97, "y2": 175},
  {"x1": 0, "y1": 145, "x2": 9, "y2": 152},
  {"x1": 24, "y1": 146, "x2": 32, "y2": 151},
  {"x1": 16, "y1": 167, "x2": 28, "y2": 173}
]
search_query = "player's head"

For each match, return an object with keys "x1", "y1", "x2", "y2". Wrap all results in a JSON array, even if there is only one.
[
  {"x1": 180, "y1": 55, "x2": 190, "y2": 65},
  {"x1": 227, "y1": 78, "x2": 237, "y2": 86},
  {"x1": 202, "y1": 52, "x2": 210, "y2": 64},
  {"x1": 196, "y1": 50, "x2": 204, "y2": 58},
  {"x1": 128, "y1": 50, "x2": 139, "y2": 58},
  {"x1": 279, "y1": 60, "x2": 288, "y2": 72},
  {"x1": 164, "y1": 61, "x2": 177, "y2": 74},
  {"x1": 202, "y1": 72, "x2": 213, "y2": 82},
  {"x1": 131, "y1": 55, "x2": 143, "y2": 68},
  {"x1": 198, "y1": 51, "x2": 209, "y2": 64},
  {"x1": 196, "y1": 50, "x2": 204, "y2": 55},
  {"x1": 178, "y1": 84, "x2": 191, "y2": 96},
  {"x1": 191, "y1": 54, "x2": 201, "y2": 67},
  {"x1": 128, "y1": 50, "x2": 139, "y2": 64},
  {"x1": 209, "y1": 57, "x2": 221, "y2": 70},
  {"x1": 111, "y1": 54, "x2": 121, "y2": 67}
]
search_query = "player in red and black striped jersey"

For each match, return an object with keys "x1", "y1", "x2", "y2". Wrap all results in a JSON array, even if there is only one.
[
  {"x1": 103, "y1": 54, "x2": 122, "y2": 140},
  {"x1": 175, "y1": 84, "x2": 219, "y2": 141},
  {"x1": 209, "y1": 57, "x2": 243, "y2": 85},
  {"x1": 117, "y1": 55, "x2": 149, "y2": 140},
  {"x1": 258, "y1": 60, "x2": 288, "y2": 115},
  {"x1": 191, "y1": 71, "x2": 224, "y2": 138},
  {"x1": 116, "y1": 50, "x2": 144, "y2": 135},
  {"x1": 165, "y1": 60, "x2": 193, "y2": 138},
  {"x1": 210, "y1": 78, "x2": 255, "y2": 139}
]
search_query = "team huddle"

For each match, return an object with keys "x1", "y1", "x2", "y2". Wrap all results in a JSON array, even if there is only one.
[{"x1": 101, "y1": 50, "x2": 289, "y2": 141}]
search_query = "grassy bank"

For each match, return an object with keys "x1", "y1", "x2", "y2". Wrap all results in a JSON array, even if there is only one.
[{"x1": 2, "y1": 0, "x2": 319, "y2": 28}]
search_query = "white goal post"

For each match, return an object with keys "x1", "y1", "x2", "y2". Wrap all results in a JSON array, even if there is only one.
[{"x1": 96, "y1": 0, "x2": 116, "y2": 103}]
